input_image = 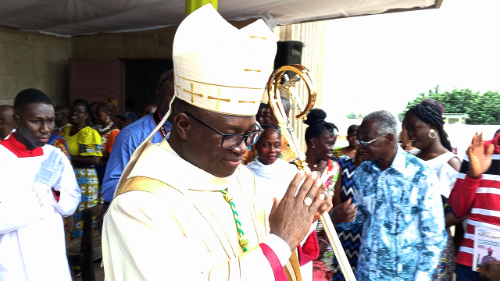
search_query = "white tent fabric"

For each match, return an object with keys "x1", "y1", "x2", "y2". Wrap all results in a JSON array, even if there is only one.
[{"x1": 0, "y1": 0, "x2": 437, "y2": 36}]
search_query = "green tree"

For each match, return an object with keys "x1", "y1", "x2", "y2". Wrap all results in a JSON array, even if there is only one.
[
  {"x1": 346, "y1": 113, "x2": 357, "y2": 119},
  {"x1": 400, "y1": 86, "x2": 500, "y2": 125}
]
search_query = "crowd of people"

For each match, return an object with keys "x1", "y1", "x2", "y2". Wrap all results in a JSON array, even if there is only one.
[
  {"x1": 1, "y1": 4, "x2": 500, "y2": 281},
  {"x1": 0, "y1": 91, "x2": 159, "y2": 240}
]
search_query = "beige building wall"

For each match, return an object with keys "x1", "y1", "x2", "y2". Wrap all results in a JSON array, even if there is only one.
[
  {"x1": 0, "y1": 26, "x2": 71, "y2": 106},
  {"x1": 71, "y1": 19, "x2": 255, "y2": 60},
  {"x1": 0, "y1": 18, "x2": 325, "y2": 121},
  {"x1": 72, "y1": 26, "x2": 178, "y2": 60},
  {"x1": 275, "y1": 21, "x2": 326, "y2": 152},
  {"x1": 0, "y1": 19, "x2": 262, "y2": 107}
]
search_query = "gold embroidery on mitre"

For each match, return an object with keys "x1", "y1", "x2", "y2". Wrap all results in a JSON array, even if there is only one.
[
  {"x1": 250, "y1": 36, "x2": 267, "y2": 40},
  {"x1": 244, "y1": 69, "x2": 262, "y2": 73},
  {"x1": 238, "y1": 100, "x2": 256, "y2": 104},
  {"x1": 178, "y1": 75, "x2": 263, "y2": 90},
  {"x1": 208, "y1": 89, "x2": 230, "y2": 110},
  {"x1": 183, "y1": 83, "x2": 203, "y2": 103},
  {"x1": 175, "y1": 84, "x2": 182, "y2": 96}
]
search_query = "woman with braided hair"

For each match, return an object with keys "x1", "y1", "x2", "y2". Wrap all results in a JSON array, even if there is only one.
[
  {"x1": 405, "y1": 101, "x2": 460, "y2": 188},
  {"x1": 404, "y1": 100, "x2": 462, "y2": 281},
  {"x1": 303, "y1": 108, "x2": 340, "y2": 280}
]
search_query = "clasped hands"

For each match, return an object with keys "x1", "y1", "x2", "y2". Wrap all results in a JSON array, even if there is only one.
[{"x1": 268, "y1": 170, "x2": 333, "y2": 251}]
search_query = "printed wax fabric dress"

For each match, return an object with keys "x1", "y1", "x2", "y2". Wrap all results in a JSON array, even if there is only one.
[
  {"x1": 332, "y1": 157, "x2": 363, "y2": 281},
  {"x1": 314, "y1": 159, "x2": 340, "y2": 280},
  {"x1": 64, "y1": 125, "x2": 102, "y2": 238},
  {"x1": 333, "y1": 149, "x2": 347, "y2": 161},
  {"x1": 48, "y1": 134, "x2": 70, "y2": 160}
]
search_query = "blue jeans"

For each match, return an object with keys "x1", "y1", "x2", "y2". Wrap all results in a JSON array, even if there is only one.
[{"x1": 456, "y1": 263, "x2": 481, "y2": 281}]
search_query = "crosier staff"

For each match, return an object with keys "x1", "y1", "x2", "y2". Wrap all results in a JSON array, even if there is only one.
[{"x1": 267, "y1": 65, "x2": 356, "y2": 281}]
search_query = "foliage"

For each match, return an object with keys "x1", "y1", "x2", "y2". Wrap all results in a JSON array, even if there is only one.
[
  {"x1": 399, "y1": 86, "x2": 500, "y2": 125},
  {"x1": 346, "y1": 113, "x2": 357, "y2": 119}
]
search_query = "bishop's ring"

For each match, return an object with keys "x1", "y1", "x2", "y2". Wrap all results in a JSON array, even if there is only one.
[{"x1": 303, "y1": 193, "x2": 314, "y2": 207}]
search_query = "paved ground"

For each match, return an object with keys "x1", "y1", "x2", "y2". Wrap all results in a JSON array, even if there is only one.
[
  {"x1": 71, "y1": 263, "x2": 104, "y2": 280},
  {"x1": 95, "y1": 263, "x2": 104, "y2": 281}
]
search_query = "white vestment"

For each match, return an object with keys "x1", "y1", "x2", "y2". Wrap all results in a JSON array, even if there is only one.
[
  {"x1": 0, "y1": 144, "x2": 81, "y2": 281},
  {"x1": 103, "y1": 139, "x2": 303, "y2": 281},
  {"x1": 247, "y1": 158, "x2": 317, "y2": 281},
  {"x1": 247, "y1": 158, "x2": 299, "y2": 221},
  {"x1": 424, "y1": 151, "x2": 459, "y2": 198}
]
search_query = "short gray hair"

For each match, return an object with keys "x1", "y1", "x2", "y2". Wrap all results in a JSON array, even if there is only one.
[{"x1": 363, "y1": 110, "x2": 398, "y2": 136}]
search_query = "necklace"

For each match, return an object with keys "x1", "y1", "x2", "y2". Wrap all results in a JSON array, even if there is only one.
[
  {"x1": 307, "y1": 160, "x2": 320, "y2": 168},
  {"x1": 98, "y1": 122, "x2": 114, "y2": 133}
]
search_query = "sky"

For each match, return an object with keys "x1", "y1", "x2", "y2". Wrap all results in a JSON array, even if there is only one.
[{"x1": 321, "y1": 0, "x2": 500, "y2": 120}]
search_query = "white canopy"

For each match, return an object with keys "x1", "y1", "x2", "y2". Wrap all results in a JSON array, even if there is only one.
[{"x1": 0, "y1": 0, "x2": 440, "y2": 36}]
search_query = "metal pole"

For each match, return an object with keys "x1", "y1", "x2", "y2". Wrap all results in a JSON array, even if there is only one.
[
  {"x1": 186, "y1": 0, "x2": 218, "y2": 16},
  {"x1": 267, "y1": 65, "x2": 357, "y2": 280},
  {"x1": 320, "y1": 213, "x2": 356, "y2": 280}
]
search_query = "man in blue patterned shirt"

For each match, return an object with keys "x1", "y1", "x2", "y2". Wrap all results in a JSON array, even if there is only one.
[{"x1": 332, "y1": 110, "x2": 447, "y2": 281}]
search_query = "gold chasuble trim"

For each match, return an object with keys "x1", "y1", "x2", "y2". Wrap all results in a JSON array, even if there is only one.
[
  {"x1": 285, "y1": 250, "x2": 302, "y2": 281},
  {"x1": 119, "y1": 177, "x2": 250, "y2": 253},
  {"x1": 116, "y1": 176, "x2": 236, "y2": 257},
  {"x1": 115, "y1": 138, "x2": 302, "y2": 281},
  {"x1": 117, "y1": 176, "x2": 302, "y2": 281},
  {"x1": 117, "y1": 176, "x2": 166, "y2": 195}
]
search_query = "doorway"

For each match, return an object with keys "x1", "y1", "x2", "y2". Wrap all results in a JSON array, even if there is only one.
[{"x1": 123, "y1": 59, "x2": 173, "y2": 115}]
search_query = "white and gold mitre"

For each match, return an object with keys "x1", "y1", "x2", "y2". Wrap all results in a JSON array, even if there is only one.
[{"x1": 173, "y1": 4, "x2": 277, "y2": 116}]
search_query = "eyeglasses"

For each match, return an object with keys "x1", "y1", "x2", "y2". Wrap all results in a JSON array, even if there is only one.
[
  {"x1": 184, "y1": 112, "x2": 264, "y2": 150},
  {"x1": 357, "y1": 134, "x2": 388, "y2": 146}
]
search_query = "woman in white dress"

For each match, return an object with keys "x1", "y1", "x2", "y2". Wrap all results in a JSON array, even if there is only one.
[
  {"x1": 404, "y1": 100, "x2": 463, "y2": 281},
  {"x1": 247, "y1": 125, "x2": 318, "y2": 281}
]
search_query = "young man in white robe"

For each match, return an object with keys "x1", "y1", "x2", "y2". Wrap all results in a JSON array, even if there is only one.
[
  {"x1": 247, "y1": 125, "x2": 319, "y2": 281},
  {"x1": 102, "y1": 4, "x2": 332, "y2": 281},
  {"x1": 0, "y1": 88, "x2": 81, "y2": 281}
]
